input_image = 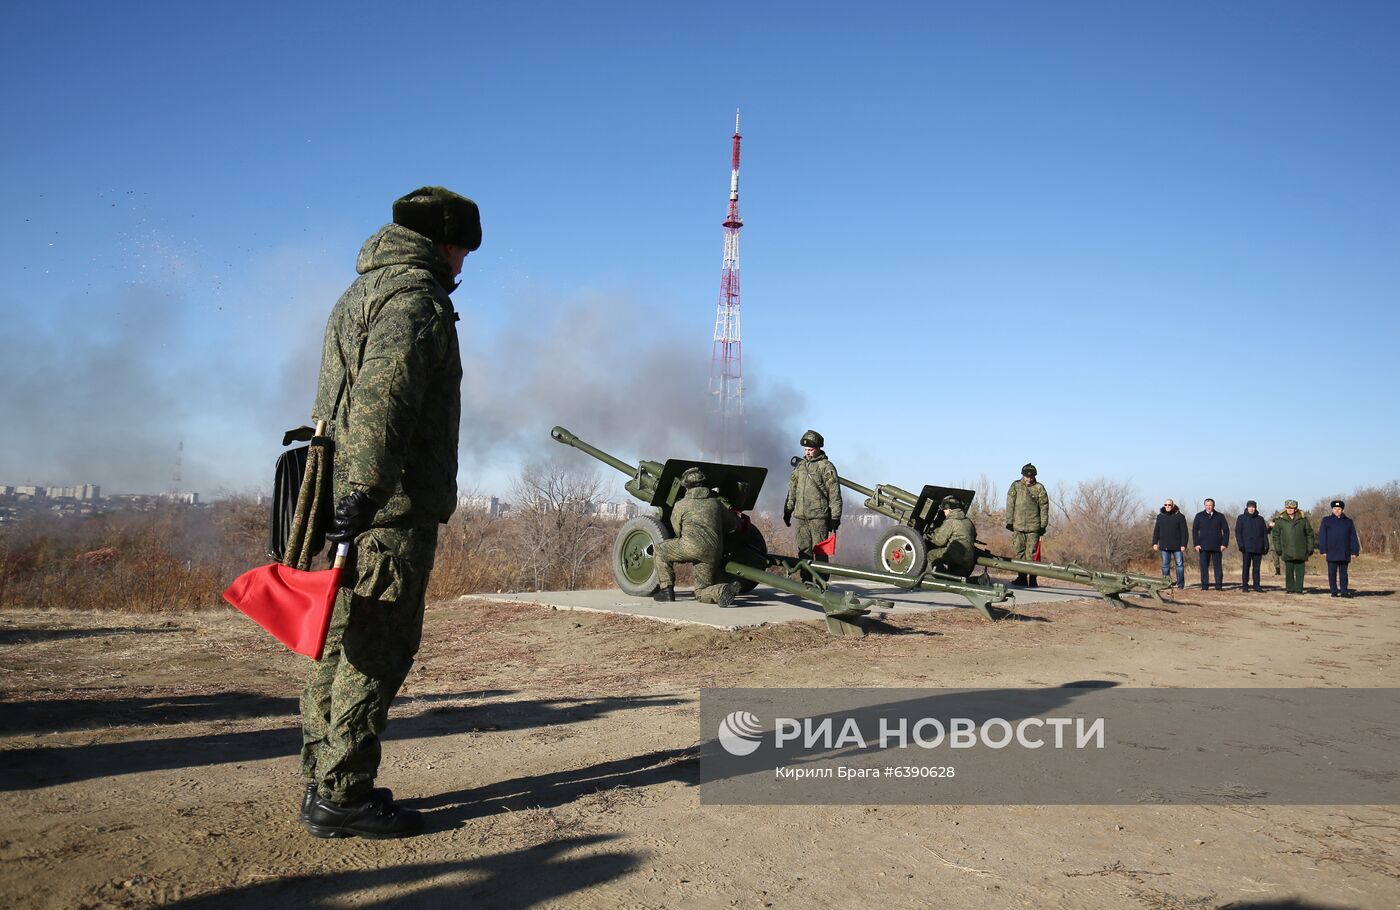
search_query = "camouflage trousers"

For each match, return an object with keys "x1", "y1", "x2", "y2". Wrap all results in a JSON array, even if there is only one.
[
  {"x1": 654, "y1": 538, "x2": 729, "y2": 602},
  {"x1": 794, "y1": 517, "x2": 831, "y2": 563},
  {"x1": 300, "y1": 525, "x2": 437, "y2": 803},
  {"x1": 926, "y1": 548, "x2": 976, "y2": 578},
  {"x1": 1011, "y1": 530, "x2": 1042, "y2": 562}
]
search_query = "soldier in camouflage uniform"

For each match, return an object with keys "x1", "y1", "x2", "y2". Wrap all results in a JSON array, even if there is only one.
[
  {"x1": 785, "y1": 430, "x2": 842, "y2": 565},
  {"x1": 927, "y1": 495, "x2": 978, "y2": 577},
  {"x1": 299, "y1": 187, "x2": 480, "y2": 840},
  {"x1": 1005, "y1": 463, "x2": 1049, "y2": 586},
  {"x1": 652, "y1": 467, "x2": 739, "y2": 607}
]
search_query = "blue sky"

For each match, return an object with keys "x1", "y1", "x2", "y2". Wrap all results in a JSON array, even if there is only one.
[{"x1": 2, "y1": 1, "x2": 1396, "y2": 515}]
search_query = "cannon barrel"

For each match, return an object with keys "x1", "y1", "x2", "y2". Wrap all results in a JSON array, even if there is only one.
[
  {"x1": 838, "y1": 477, "x2": 919, "y2": 523},
  {"x1": 550, "y1": 426, "x2": 636, "y2": 477},
  {"x1": 551, "y1": 426, "x2": 665, "y2": 506},
  {"x1": 840, "y1": 477, "x2": 876, "y2": 498}
]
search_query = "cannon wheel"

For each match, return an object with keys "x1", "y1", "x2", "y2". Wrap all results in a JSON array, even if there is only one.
[
  {"x1": 878, "y1": 525, "x2": 927, "y2": 577},
  {"x1": 612, "y1": 516, "x2": 672, "y2": 596},
  {"x1": 729, "y1": 524, "x2": 768, "y2": 594}
]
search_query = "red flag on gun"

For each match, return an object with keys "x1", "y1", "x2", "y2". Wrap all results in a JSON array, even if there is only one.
[{"x1": 222, "y1": 543, "x2": 348, "y2": 660}]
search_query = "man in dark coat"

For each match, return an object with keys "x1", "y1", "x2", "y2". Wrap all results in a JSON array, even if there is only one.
[
  {"x1": 1234, "y1": 500, "x2": 1270, "y2": 592},
  {"x1": 1151, "y1": 498, "x2": 1189, "y2": 589},
  {"x1": 1192, "y1": 498, "x2": 1230, "y2": 591},
  {"x1": 1317, "y1": 500, "x2": 1361, "y2": 597}
]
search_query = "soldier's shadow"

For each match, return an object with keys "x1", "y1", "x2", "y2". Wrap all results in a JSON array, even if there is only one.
[{"x1": 412, "y1": 746, "x2": 699, "y2": 830}]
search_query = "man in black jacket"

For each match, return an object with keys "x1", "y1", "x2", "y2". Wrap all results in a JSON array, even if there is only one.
[
  {"x1": 1235, "y1": 500, "x2": 1270, "y2": 592},
  {"x1": 1192, "y1": 498, "x2": 1230, "y2": 591},
  {"x1": 1151, "y1": 498, "x2": 1189, "y2": 589}
]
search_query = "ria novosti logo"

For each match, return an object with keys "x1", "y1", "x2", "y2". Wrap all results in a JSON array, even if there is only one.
[{"x1": 717, "y1": 711, "x2": 764, "y2": 756}]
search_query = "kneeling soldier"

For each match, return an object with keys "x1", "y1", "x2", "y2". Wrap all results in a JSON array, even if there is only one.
[
  {"x1": 927, "y1": 495, "x2": 979, "y2": 578},
  {"x1": 653, "y1": 467, "x2": 739, "y2": 607}
]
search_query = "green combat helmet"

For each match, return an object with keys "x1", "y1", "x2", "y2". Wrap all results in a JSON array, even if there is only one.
[
  {"x1": 939, "y1": 495, "x2": 962, "y2": 511},
  {"x1": 800, "y1": 430, "x2": 825, "y2": 448},
  {"x1": 680, "y1": 467, "x2": 708, "y2": 488},
  {"x1": 392, "y1": 186, "x2": 483, "y2": 251},
  {"x1": 1021, "y1": 463, "x2": 1037, "y2": 477}
]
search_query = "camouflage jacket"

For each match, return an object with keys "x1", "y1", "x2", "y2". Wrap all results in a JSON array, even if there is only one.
[
  {"x1": 312, "y1": 224, "x2": 463, "y2": 529},
  {"x1": 1270, "y1": 512, "x2": 1316, "y2": 561},
  {"x1": 671, "y1": 486, "x2": 725, "y2": 560},
  {"x1": 929, "y1": 508, "x2": 978, "y2": 574},
  {"x1": 786, "y1": 453, "x2": 842, "y2": 521},
  {"x1": 1005, "y1": 479, "x2": 1049, "y2": 532}
]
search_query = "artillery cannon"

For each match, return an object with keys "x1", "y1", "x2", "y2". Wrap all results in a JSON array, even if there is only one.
[
  {"x1": 550, "y1": 428, "x2": 1014, "y2": 631},
  {"x1": 838, "y1": 475, "x2": 1173, "y2": 606}
]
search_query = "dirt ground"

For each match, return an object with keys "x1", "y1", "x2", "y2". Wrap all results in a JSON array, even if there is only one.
[{"x1": 1, "y1": 568, "x2": 1398, "y2": 910}]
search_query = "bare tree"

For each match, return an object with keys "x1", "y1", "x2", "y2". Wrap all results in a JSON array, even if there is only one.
[
  {"x1": 508, "y1": 460, "x2": 608, "y2": 590},
  {"x1": 1052, "y1": 478, "x2": 1146, "y2": 571},
  {"x1": 972, "y1": 473, "x2": 1001, "y2": 523}
]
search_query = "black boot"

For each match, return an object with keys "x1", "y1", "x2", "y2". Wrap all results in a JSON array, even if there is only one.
[
  {"x1": 717, "y1": 582, "x2": 738, "y2": 609},
  {"x1": 1012, "y1": 573, "x2": 1027, "y2": 586},
  {"x1": 304, "y1": 790, "x2": 423, "y2": 840},
  {"x1": 652, "y1": 586, "x2": 675, "y2": 602},
  {"x1": 299, "y1": 782, "x2": 317, "y2": 824},
  {"x1": 1027, "y1": 575, "x2": 1038, "y2": 588}
]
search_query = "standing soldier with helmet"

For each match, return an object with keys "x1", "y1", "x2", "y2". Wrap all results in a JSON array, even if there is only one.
[
  {"x1": 1005, "y1": 463, "x2": 1050, "y2": 586},
  {"x1": 652, "y1": 467, "x2": 740, "y2": 607},
  {"x1": 785, "y1": 430, "x2": 842, "y2": 564}
]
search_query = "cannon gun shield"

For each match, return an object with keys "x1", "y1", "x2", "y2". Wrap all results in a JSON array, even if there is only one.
[{"x1": 652, "y1": 459, "x2": 766, "y2": 513}]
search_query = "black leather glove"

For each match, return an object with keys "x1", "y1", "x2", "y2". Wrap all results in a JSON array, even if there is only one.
[
  {"x1": 325, "y1": 491, "x2": 378, "y2": 549},
  {"x1": 783, "y1": 509, "x2": 792, "y2": 527},
  {"x1": 1005, "y1": 523, "x2": 1014, "y2": 532},
  {"x1": 829, "y1": 519, "x2": 841, "y2": 532}
]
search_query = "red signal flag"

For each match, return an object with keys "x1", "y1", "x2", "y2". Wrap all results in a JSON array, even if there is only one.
[
  {"x1": 814, "y1": 533, "x2": 837, "y2": 558},
  {"x1": 222, "y1": 548, "x2": 345, "y2": 660}
]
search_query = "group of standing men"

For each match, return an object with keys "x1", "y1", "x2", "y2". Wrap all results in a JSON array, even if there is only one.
[{"x1": 1152, "y1": 498, "x2": 1361, "y2": 596}]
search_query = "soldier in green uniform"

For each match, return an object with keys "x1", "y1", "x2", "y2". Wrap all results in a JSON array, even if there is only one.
[
  {"x1": 927, "y1": 495, "x2": 978, "y2": 577},
  {"x1": 1270, "y1": 499, "x2": 1316, "y2": 595},
  {"x1": 1005, "y1": 463, "x2": 1049, "y2": 586},
  {"x1": 784, "y1": 430, "x2": 842, "y2": 565},
  {"x1": 300, "y1": 187, "x2": 481, "y2": 839},
  {"x1": 652, "y1": 467, "x2": 739, "y2": 607}
]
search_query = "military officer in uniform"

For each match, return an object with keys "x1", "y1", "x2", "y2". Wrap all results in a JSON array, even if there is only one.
[
  {"x1": 927, "y1": 495, "x2": 978, "y2": 578},
  {"x1": 299, "y1": 186, "x2": 480, "y2": 839},
  {"x1": 1005, "y1": 463, "x2": 1049, "y2": 586},
  {"x1": 785, "y1": 430, "x2": 842, "y2": 564},
  {"x1": 652, "y1": 467, "x2": 739, "y2": 607}
]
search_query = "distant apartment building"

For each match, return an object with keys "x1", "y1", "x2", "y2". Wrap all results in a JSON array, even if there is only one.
[
  {"x1": 591, "y1": 500, "x2": 640, "y2": 521},
  {"x1": 3, "y1": 483, "x2": 101, "y2": 500},
  {"x1": 460, "y1": 495, "x2": 511, "y2": 518},
  {"x1": 44, "y1": 484, "x2": 102, "y2": 500}
]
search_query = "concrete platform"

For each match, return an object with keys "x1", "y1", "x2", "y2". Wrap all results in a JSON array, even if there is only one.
[{"x1": 462, "y1": 579, "x2": 1108, "y2": 630}]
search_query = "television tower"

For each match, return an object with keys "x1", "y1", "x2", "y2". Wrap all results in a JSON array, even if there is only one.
[{"x1": 707, "y1": 110, "x2": 745, "y2": 463}]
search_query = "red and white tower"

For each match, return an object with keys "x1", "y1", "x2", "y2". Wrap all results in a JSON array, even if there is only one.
[{"x1": 708, "y1": 110, "x2": 746, "y2": 463}]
